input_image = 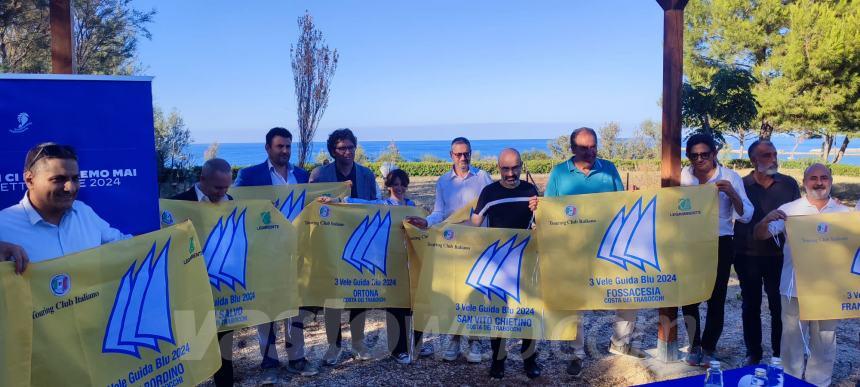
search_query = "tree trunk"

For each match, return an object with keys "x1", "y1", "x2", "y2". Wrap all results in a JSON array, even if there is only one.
[
  {"x1": 759, "y1": 119, "x2": 773, "y2": 141},
  {"x1": 822, "y1": 134, "x2": 834, "y2": 162},
  {"x1": 738, "y1": 132, "x2": 746, "y2": 160},
  {"x1": 833, "y1": 135, "x2": 850, "y2": 164},
  {"x1": 790, "y1": 134, "x2": 806, "y2": 160}
]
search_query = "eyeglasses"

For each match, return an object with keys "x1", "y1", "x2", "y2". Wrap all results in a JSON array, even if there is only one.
[
  {"x1": 25, "y1": 144, "x2": 77, "y2": 172},
  {"x1": 451, "y1": 152, "x2": 471, "y2": 159},
  {"x1": 687, "y1": 152, "x2": 712, "y2": 161},
  {"x1": 335, "y1": 145, "x2": 356, "y2": 153}
]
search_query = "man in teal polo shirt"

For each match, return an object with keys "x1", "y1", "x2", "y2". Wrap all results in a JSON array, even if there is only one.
[{"x1": 533, "y1": 127, "x2": 643, "y2": 377}]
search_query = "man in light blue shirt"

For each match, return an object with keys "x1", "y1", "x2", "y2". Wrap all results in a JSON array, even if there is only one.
[
  {"x1": 532, "y1": 128, "x2": 642, "y2": 377},
  {"x1": 0, "y1": 143, "x2": 128, "y2": 265}
]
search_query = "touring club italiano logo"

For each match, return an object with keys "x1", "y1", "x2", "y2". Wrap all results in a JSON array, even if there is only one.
[
  {"x1": 342, "y1": 210, "x2": 392, "y2": 275},
  {"x1": 102, "y1": 240, "x2": 175, "y2": 358},
  {"x1": 596, "y1": 196, "x2": 660, "y2": 272},
  {"x1": 466, "y1": 235, "x2": 529, "y2": 303},
  {"x1": 50, "y1": 273, "x2": 71, "y2": 297},
  {"x1": 202, "y1": 208, "x2": 249, "y2": 290}
]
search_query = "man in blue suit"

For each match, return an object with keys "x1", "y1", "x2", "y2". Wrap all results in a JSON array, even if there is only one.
[{"x1": 234, "y1": 127, "x2": 316, "y2": 383}]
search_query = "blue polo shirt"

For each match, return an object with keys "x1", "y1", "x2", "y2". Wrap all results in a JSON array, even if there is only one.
[{"x1": 545, "y1": 158, "x2": 624, "y2": 196}]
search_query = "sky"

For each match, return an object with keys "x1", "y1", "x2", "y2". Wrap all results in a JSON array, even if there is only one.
[{"x1": 135, "y1": 0, "x2": 665, "y2": 143}]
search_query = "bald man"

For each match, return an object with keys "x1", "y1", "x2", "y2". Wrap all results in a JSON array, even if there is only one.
[
  {"x1": 471, "y1": 148, "x2": 541, "y2": 379},
  {"x1": 754, "y1": 164, "x2": 848, "y2": 386}
]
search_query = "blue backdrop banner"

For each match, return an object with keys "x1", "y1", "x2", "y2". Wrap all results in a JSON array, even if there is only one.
[{"x1": 0, "y1": 74, "x2": 159, "y2": 235}]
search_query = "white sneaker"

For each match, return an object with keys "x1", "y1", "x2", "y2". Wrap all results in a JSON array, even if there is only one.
[
  {"x1": 442, "y1": 338, "x2": 461, "y2": 361},
  {"x1": 466, "y1": 341, "x2": 482, "y2": 363},
  {"x1": 419, "y1": 342, "x2": 434, "y2": 357}
]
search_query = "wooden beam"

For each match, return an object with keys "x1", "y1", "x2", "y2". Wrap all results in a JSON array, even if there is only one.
[
  {"x1": 50, "y1": 0, "x2": 74, "y2": 74},
  {"x1": 656, "y1": 0, "x2": 687, "y2": 363}
]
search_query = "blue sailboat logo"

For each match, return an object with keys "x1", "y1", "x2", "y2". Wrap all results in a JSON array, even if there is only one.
[
  {"x1": 102, "y1": 240, "x2": 175, "y2": 358},
  {"x1": 274, "y1": 190, "x2": 307, "y2": 222},
  {"x1": 466, "y1": 235, "x2": 529, "y2": 303},
  {"x1": 596, "y1": 196, "x2": 660, "y2": 272},
  {"x1": 852, "y1": 247, "x2": 860, "y2": 276},
  {"x1": 342, "y1": 210, "x2": 392, "y2": 275},
  {"x1": 202, "y1": 208, "x2": 249, "y2": 290}
]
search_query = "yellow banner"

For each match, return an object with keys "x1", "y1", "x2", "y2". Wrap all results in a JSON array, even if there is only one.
[
  {"x1": 439, "y1": 200, "x2": 477, "y2": 225},
  {"x1": 535, "y1": 185, "x2": 719, "y2": 310},
  {"x1": 786, "y1": 211, "x2": 860, "y2": 320},
  {"x1": 0, "y1": 264, "x2": 31, "y2": 387},
  {"x1": 159, "y1": 199, "x2": 299, "y2": 331},
  {"x1": 405, "y1": 223, "x2": 578, "y2": 340},
  {"x1": 295, "y1": 201, "x2": 425, "y2": 308},
  {"x1": 229, "y1": 182, "x2": 350, "y2": 223},
  {"x1": 0, "y1": 222, "x2": 220, "y2": 387}
]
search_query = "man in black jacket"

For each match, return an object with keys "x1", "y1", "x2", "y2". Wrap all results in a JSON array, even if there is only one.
[{"x1": 170, "y1": 158, "x2": 235, "y2": 386}]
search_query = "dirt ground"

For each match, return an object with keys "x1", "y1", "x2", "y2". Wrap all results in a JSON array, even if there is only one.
[{"x1": 207, "y1": 170, "x2": 860, "y2": 386}]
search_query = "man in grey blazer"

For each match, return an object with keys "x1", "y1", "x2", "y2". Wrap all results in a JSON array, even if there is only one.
[{"x1": 309, "y1": 128, "x2": 380, "y2": 366}]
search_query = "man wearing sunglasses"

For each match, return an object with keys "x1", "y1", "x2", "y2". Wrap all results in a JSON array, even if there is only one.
[
  {"x1": 0, "y1": 143, "x2": 129, "y2": 267},
  {"x1": 680, "y1": 134, "x2": 753, "y2": 366},
  {"x1": 404, "y1": 136, "x2": 494, "y2": 362}
]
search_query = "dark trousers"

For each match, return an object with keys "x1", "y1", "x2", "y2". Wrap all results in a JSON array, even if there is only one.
[
  {"x1": 734, "y1": 253, "x2": 783, "y2": 358},
  {"x1": 682, "y1": 236, "x2": 734, "y2": 352},
  {"x1": 213, "y1": 330, "x2": 234, "y2": 387},
  {"x1": 387, "y1": 308, "x2": 410, "y2": 355},
  {"x1": 325, "y1": 308, "x2": 367, "y2": 347},
  {"x1": 490, "y1": 338, "x2": 537, "y2": 363}
]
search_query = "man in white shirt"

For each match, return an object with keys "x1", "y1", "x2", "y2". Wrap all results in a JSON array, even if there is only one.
[
  {"x1": 680, "y1": 134, "x2": 754, "y2": 365},
  {"x1": 754, "y1": 163, "x2": 848, "y2": 386},
  {"x1": 233, "y1": 128, "x2": 317, "y2": 382},
  {"x1": 0, "y1": 143, "x2": 129, "y2": 264},
  {"x1": 405, "y1": 137, "x2": 493, "y2": 362}
]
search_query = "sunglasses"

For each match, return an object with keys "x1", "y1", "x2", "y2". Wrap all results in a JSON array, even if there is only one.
[
  {"x1": 687, "y1": 152, "x2": 713, "y2": 161},
  {"x1": 25, "y1": 144, "x2": 77, "y2": 172}
]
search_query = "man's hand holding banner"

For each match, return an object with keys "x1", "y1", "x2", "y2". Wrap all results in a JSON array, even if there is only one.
[
  {"x1": 0, "y1": 222, "x2": 220, "y2": 387},
  {"x1": 159, "y1": 199, "x2": 300, "y2": 331},
  {"x1": 534, "y1": 185, "x2": 720, "y2": 310},
  {"x1": 786, "y1": 211, "x2": 860, "y2": 320}
]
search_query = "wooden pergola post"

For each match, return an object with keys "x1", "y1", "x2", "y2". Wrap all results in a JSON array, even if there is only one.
[
  {"x1": 656, "y1": 0, "x2": 688, "y2": 363},
  {"x1": 50, "y1": 0, "x2": 74, "y2": 74}
]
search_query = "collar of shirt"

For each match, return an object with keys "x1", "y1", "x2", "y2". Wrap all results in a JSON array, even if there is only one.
[
  {"x1": 743, "y1": 171, "x2": 788, "y2": 188},
  {"x1": 268, "y1": 159, "x2": 296, "y2": 185},
  {"x1": 447, "y1": 165, "x2": 479, "y2": 180},
  {"x1": 681, "y1": 163, "x2": 727, "y2": 185},
  {"x1": 21, "y1": 193, "x2": 76, "y2": 226},
  {"x1": 193, "y1": 183, "x2": 211, "y2": 202},
  {"x1": 565, "y1": 158, "x2": 604, "y2": 176}
]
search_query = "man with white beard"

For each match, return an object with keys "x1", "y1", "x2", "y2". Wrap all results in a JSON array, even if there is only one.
[
  {"x1": 754, "y1": 163, "x2": 848, "y2": 386},
  {"x1": 733, "y1": 140, "x2": 800, "y2": 366}
]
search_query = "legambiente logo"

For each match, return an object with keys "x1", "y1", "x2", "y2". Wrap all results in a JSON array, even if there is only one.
[
  {"x1": 596, "y1": 196, "x2": 660, "y2": 272},
  {"x1": 274, "y1": 189, "x2": 307, "y2": 222},
  {"x1": 466, "y1": 235, "x2": 530, "y2": 303},
  {"x1": 342, "y1": 210, "x2": 392, "y2": 275},
  {"x1": 202, "y1": 208, "x2": 249, "y2": 290},
  {"x1": 102, "y1": 240, "x2": 175, "y2": 358}
]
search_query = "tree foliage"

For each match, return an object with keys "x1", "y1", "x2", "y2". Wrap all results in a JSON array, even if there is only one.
[
  {"x1": 376, "y1": 141, "x2": 405, "y2": 163},
  {"x1": 682, "y1": 66, "x2": 759, "y2": 150},
  {"x1": 0, "y1": 0, "x2": 154, "y2": 74},
  {"x1": 685, "y1": 0, "x2": 860, "y2": 162},
  {"x1": 291, "y1": 11, "x2": 338, "y2": 168},
  {"x1": 153, "y1": 106, "x2": 192, "y2": 181}
]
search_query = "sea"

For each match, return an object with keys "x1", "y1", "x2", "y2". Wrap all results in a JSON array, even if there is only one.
[{"x1": 187, "y1": 134, "x2": 860, "y2": 167}]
